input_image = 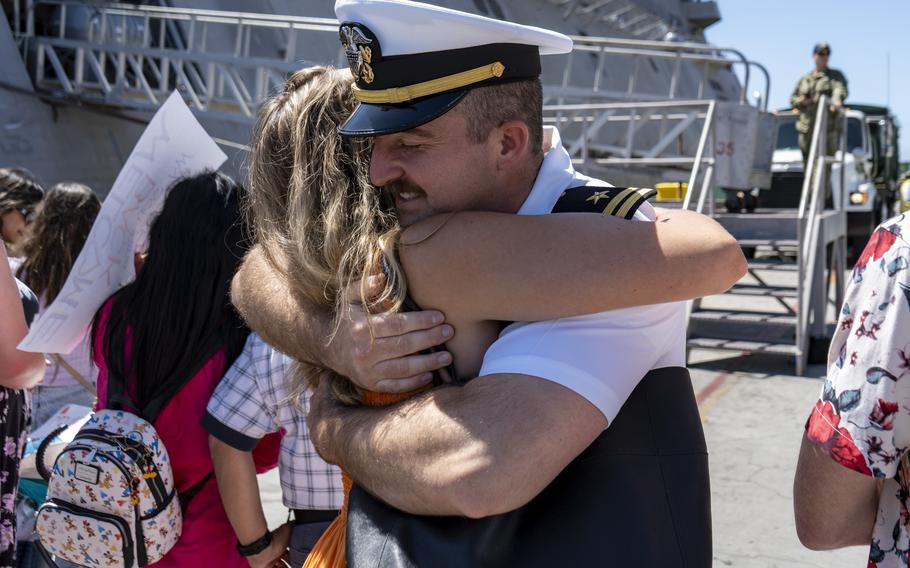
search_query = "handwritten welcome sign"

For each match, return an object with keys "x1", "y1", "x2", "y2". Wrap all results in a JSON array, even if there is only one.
[{"x1": 19, "y1": 92, "x2": 227, "y2": 354}]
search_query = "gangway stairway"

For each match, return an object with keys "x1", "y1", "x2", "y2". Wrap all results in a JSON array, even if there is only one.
[
  {"x1": 686, "y1": 100, "x2": 848, "y2": 374},
  {"x1": 548, "y1": 94, "x2": 847, "y2": 374}
]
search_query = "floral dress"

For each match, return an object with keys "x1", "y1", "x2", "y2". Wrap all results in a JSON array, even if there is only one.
[
  {"x1": 0, "y1": 279, "x2": 38, "y2": 566},
  {"x1": 805, "y1": 214, "x2": 910, "y2": 567}
]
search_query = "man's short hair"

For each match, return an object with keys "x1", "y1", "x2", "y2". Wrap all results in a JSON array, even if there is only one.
[{"x1": 459, "y1": 79, "x2": 544, "y2": 157}]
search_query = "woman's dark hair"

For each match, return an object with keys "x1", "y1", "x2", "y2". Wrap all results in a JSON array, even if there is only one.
[
  {"x1": 92, "y1": 171, "x2": 251, "y2": 417},
  {"x1": 0, "y1": 167, "x2": 45, "y2": 217},
  {"x1": 18, "y1": 183, "x2": 101, "y2": 304}
]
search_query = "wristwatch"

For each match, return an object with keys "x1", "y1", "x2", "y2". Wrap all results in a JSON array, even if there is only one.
[{"x1": 237, "y1": 529, "x2": 273, "y2": 557}]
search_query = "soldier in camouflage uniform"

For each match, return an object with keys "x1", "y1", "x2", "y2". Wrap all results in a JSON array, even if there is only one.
[{"x1": 789, "y1": 42, "x2": 848, "y2": 164}]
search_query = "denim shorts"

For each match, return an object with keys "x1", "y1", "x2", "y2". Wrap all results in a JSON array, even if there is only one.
[
  {"x1": 30, "y1": 385, "x2": 95, "y2": 430},
  {"x1": 289, "y1": 521, "x2": 333, "y2": 566}
]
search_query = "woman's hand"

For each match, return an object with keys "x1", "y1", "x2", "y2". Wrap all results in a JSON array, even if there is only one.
[
  {"x1": 326, "y1": 279, "x2": 453, "y2": 394},
  {"x1": 231, "y1": 245, "x2": 452, "y2": 394}
]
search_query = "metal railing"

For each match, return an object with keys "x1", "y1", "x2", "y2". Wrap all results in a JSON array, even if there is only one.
[
  {"x1": 9, "y1": 0, "x2": 765, "y2": 125},
  {"x1": 10, "y1": 0, "x2": 341, "y2": 122},
  {"x1": 543, "y1": 99, "x2": 716, "y2": 208},
  {"x1": 550, "y1": 35, "x2": 770, "y2": 110},
  {"x1": 794, "y1": 95, "x2": 847, "y2": 374},
  {"x1": 547, "y1": 0, "x2": 676, "y2": 41}
]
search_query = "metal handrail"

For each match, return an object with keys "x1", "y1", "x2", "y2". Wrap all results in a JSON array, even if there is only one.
[
  {"x1": 747, "y1": 59, "x2": 771, "y2": 111},
  {"x1": 794, "y1": 95, "x2": 847, "y2": 374},
  {"x1": 14, "y1": 0, "x2": 765, "y2": 121},
  {"x1": 543, "y1": 100, "x2": 713, "y2": 174},
  {"x1": 568, "y1": 35, "x2": 764, "y2": 108},
  {"x1": 683, "y1": 100, "x2": 715, "y2": 210},
  {"x1": 544, "y1": 99, "x2": 716, "y2": 111},
  {"x1": 794, "y1": 97, "x2": 827, "y2": 371},
  {"x1": 16, "y1": 0, "x2": 339, "y2": 32}
]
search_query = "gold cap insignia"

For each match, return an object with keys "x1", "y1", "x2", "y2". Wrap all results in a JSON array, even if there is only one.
[{"x1": 340, "y1": 24, "x2": 375, "y2": 84}]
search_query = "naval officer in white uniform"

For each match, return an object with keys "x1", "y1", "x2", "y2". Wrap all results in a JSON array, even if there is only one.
[
  {"x1": 312, "y1": 0, "x2": 687, "y2": 507},
  {"x1": 233, "y1": 0, "x2": 737, "y2": 564}
]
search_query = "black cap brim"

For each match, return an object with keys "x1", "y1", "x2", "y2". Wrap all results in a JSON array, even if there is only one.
[{"x1": 339, "y1": 89, "x2": 468, "y2": 137}]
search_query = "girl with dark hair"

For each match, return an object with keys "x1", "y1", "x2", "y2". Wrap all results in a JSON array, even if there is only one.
[
  {"x1": 0, "y1": 168, "x2": 44, "y2": 255},
  {"x1": 91, "y1": 171, "x2": 276, "y2": 567},
  {"x1": 18, "y1": 183, "x2": 102, "y2": 426}
]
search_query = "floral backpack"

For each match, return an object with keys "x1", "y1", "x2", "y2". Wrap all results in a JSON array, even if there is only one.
[
  {"x1": 33, "y1": 351, "x2": 215, "y2": 568},
  {"x1": 35, "y1": 408, "x2": 183, "y2": 567}
]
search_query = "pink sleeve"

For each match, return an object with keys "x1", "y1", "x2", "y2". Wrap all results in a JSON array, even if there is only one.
[{"x1": 93, "y1": 300, "x2": 114, "y2": 409}]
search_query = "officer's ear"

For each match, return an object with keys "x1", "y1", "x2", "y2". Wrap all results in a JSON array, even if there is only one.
[{"x1": 493, "y1": 119, "x2": 532, "y2": 169}]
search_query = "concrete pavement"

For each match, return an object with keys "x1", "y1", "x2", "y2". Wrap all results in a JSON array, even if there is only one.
[{"x1": 691, "y1": 349, "x2": 867, "y2": 566}]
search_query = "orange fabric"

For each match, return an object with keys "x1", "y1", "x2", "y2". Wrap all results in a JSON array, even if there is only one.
[{"x1": 303, "y1": 387, "x2": 427, "y2": 568}]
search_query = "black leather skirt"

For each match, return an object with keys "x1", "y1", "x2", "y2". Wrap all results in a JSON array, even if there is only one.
[{"x1": 346, "y1": 366, "x2": 712, "y2": 567}]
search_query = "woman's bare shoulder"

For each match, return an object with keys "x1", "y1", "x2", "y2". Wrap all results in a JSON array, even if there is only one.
[
  {"x1": 397, "y1": 212, "x2": 480, "y2": 301},
  {"x1": 400, "y1": 211, "x2": 498, "y2": 247}
]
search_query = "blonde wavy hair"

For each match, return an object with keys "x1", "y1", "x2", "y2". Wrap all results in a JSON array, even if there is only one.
[{"x1": 247, "y1": 66, "x2": 405, "y2": 404}]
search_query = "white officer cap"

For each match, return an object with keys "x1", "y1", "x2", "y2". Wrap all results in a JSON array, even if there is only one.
[{"x1": 334, "y1": 0, "x2": 572, "y2": 136}]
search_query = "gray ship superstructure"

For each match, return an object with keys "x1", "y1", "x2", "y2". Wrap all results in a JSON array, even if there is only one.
[{"x1": 1, "y1": 0, "x2": 746, "y2": 188}]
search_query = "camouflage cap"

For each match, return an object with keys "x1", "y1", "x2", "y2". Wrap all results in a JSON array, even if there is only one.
[{"x1": 813, "y1": 42, "x2": 831, "y2": 55}]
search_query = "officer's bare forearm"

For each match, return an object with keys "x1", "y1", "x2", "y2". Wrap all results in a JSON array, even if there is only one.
[
  {"x1": 231, "y1": 245, "x2": 331, "y2": 365},
  {"x1": 311, "y1": 374, "x2": 606, "y2": 517},
  {"x1": 312, "y1": 391, "x2": 471, "y2": 515}
]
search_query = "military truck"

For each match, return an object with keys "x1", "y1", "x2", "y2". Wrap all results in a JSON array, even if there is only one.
[
  {"x1": 765, "y1": 106, "x2": 899, "y2": 254},
  {"x1": 854, "y1": 104, "x2": 901, "y2": 218}
]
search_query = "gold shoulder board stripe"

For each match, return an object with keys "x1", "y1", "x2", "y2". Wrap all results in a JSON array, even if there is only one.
[
  {"x1": 615, "y1": 188, "x2": 657, "y2": 219},
  {"x1": 601, "y1": 187, "x2": 641, "y2": 217},
  {"x1": 600, "y1": 187, "x2": 656, "y2": 219}
]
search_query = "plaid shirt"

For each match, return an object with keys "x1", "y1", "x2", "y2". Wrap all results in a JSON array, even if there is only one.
[{"x1": 203, "y1": 333, "x2": 343, "y2": 510}]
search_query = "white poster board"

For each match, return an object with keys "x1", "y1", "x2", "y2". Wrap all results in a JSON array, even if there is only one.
[{"x1": 19, "y1": 91, "x2": 227, "y2": 354}]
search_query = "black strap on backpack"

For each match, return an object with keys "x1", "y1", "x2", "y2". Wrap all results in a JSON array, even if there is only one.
[
  {"x1": 104, "y1": 337, "x2": 225, "y2": 516},
  {"x1": 178, "y1": 471, "x2": 215, "y2": 512},
  {"x1": 106, "y1": 338, "x2": 224, "y2": 424}
]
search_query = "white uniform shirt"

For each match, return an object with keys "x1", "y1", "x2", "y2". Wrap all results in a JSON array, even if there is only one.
[{"x1": 478, "y1": 127, "x2": 688, "y2": 423}]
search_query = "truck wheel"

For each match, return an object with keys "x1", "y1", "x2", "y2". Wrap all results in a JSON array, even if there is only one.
[
  {"x1": 808, "y1": 336, "x2": 831, "y2": 365},
  {"x1": 724, "y1": 191, "x2": 743, "y2": 213},
  {"x1": 744, "y1": 192, "x2": 758, "y2": 212},
  {"x1": 878, "y1": 196, "x2": 892, "y2": 225}
]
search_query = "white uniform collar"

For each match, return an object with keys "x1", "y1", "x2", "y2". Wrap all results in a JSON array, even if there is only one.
[{"x1": 517, "y1": 126, "x2": 609, "y2": 216}]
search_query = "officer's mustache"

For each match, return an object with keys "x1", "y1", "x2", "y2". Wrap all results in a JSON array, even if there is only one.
[{"x1": 383, "y1": 180, "x2": 426, "y2": 200}]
